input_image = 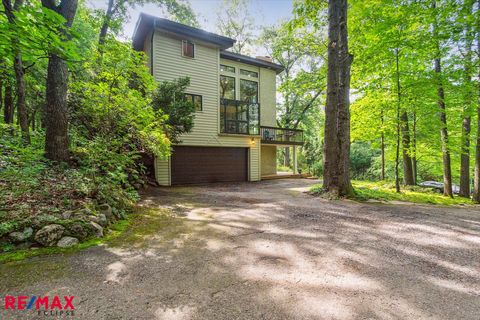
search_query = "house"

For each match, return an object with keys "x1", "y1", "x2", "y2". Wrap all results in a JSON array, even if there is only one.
[{"x1": 133, "y1": 14, "x2": 303, "y2": 185}]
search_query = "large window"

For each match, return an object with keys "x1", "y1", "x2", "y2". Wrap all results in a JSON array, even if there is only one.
[
  {"x1": 182, "y1": 40, "x2": 194, "y2": 58},
  {"x1": 220, "y1": 75, "x2": 235, "y2": 100},
  {"x1": 240, "y1": 69, "x2": 258, "y2": 78},
  {"x1": 185, "y1": 94, "x2": 202, "y2": 111},
  {"x1": 220, "y1": 99, "x2": 259, "y2": 135},
  {"x1": 240, "y1": 79, "x2": 258, "y2": 103}
]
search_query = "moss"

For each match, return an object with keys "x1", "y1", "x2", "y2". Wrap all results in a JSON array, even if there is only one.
[
  {"x1": 0, "y1": 259, "x2": 68, "y2": 288},
  {"x1": 311, "y1": 180, "x2": 476, "y2": 206},
  {"x1": 0, "y1": 215, "x2": 133, "y2": 263}
]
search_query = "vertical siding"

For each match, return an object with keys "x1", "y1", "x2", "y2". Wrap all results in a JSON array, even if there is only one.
[{"x1": 259, "y1": 68, "x2": 277, "y2": 127}]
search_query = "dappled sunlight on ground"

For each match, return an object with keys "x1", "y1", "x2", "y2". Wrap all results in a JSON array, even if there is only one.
[{"x1": 1, "y1": 179, "x2": 480, "y2": 319}]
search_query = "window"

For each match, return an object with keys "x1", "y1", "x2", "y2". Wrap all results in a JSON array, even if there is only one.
[
  {"x1": 220, "y1": 99, "x2": 259, "y2": 135},
  {"x1": 220, "y1": 64, "x2": 235, "y2": 73},
  {"x1": 220, "y1": 75, "x2": 235, "y2": 100},
  {"x1": 240, "y1": 79, "x2": 258, "y2": 103},
  {"x1": 240, "y1": 69, "x2": 258, "y2": 78},
  {"x1": 182, "y1": 40, "x2": 194, "y2": 58},
  {"x1": 185, "y1": 94, "x2": 202, "y2": 111}
]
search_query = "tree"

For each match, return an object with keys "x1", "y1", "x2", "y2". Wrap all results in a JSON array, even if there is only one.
[
  {"x1": 216, "y1": 0, "x2": 255, "y2": 54},
  {"x1": 41, "y1": 0, "x2": 78, "y2": 162},
  {"x1": 473, "y1": 0, "x2": 480, "y2": 202},
  {"x1": 98, "y1": 0, "x2": 198, "y2": 49},
  {"x1": 323, "y1": 0, "x2": 353, "y2": 197},
  {"x1": 3, "y1": 0, "x2": 30, "y2": 143},
  {"x1": 151, "y1": 77, "x2": 195, "y2": 144}
]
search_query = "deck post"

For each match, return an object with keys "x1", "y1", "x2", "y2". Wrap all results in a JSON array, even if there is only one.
[{"x1": 293, "y1": 146, "x2": 298, "y2": 174}]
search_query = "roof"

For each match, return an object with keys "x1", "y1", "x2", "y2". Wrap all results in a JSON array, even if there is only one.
[
  {"x1": 220, "y1": 51, "x2": 284, "y2": 74},
  {"x1": 132, "y1": 13, "x2": 236, "y2": 51}
]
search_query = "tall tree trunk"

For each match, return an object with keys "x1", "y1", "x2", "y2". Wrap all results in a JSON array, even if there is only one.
[
  {"x1": 459, "y1": 0, "x2": 474, "y2": 198},
  {"x1": 412, "y1": 109, "x2": 417, "y2": 184},
  {"x1": 98, "y1": 0, "x2": 115, "y2": 50},
  {"x1": 4, "y1": 83, "x2": 13, "y2": 124},
  {"x1": 0, "y1": 78, "x2": 3, "y2": 122},
  {"x1": 394, "y1": 48, "x2": 414, "y2": 186},
  {"x1": 284, "y1": 147, "x2": 290, "y2": 167},
  {"x1": 323, "y1": 0, "x2": 354, "y2": 197},
  {"x1": 3, "y1": 0, "x2": 30, "y2": 143},
  {"x1": 394, "y1": 48, "x2": 401, "y2": 193},
  {"x1": 433, "y1": 0, "x2": 453, "y2": 197},
  {"x1": 42, "y1": 0, "x2": 78, "y2": 162},
  {"x1": 473, "y1": 0, "x2": 480, "y2": 202},
  {"x1": 380, "y1": 109, "x2": 385, "y2": 180}
]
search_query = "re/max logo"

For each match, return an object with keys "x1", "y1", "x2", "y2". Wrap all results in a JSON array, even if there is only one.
[{"x1": 4, "y1": 295, "x2": 75, "y2": 310}]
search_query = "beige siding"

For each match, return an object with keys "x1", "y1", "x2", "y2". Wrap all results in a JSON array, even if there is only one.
[
  {"x1": 259, "y1": 68, "x2": 277, "y2": 127},
  {"x1": 152, "y1": 32, "x2": 263, "y2": 184},
  {"x1": 261, "y1": 145, "x2": 277, "y2": 176},
  {"x1": 155, "y1": 157, "x2": 170, "y2": 186},
  {"x1": 143, "y1": 31, "x2": 152, "y2": 68}
]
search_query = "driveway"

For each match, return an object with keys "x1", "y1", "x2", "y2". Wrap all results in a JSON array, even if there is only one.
[{"x1": 1, "y1": 179, "x2": 480, "y2": 320}]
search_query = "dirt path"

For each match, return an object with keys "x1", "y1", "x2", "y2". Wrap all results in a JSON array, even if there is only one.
[{"x1": 1, "y1": 179, "x2": 480, "y2": 319}]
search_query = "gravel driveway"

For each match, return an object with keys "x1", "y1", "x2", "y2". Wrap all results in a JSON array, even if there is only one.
[{"x1": 1, "y1": 179, "x2": 480, "y2": 320}]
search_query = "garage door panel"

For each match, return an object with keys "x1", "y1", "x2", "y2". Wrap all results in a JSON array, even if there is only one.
[{"x1": 172, "y1": 146, "x2": 247, "y2": 185}]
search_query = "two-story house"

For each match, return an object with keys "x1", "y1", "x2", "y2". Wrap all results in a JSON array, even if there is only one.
[{"x1": 133, "y1": 14, "x2": 303, "y2": 185}]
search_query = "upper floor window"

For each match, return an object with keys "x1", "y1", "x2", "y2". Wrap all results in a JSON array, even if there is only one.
[
  {"x1": 240, "y1": 69, "x2": 258, "y2": 78},
  {"x1": 220, "y1": 64, "x2": 235, "y2": 73},
  {"x1": 182, "y1": 40, "x2": 194, "y2": 58},
  {"x1": 220, "y1": 75, "x2": 235, "y2": 100},
  {"x1": 185, "y1": 93, "x2": 202, "y2": 111},
  {"x1": 240, "y1": 79, "x2": 258, "y2": 103}
]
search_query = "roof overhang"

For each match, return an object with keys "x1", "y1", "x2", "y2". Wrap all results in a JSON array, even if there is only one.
[
  {"x1": 133, "y1": 13, "x2": 236, "y2": 51},
  {"x1": 220, "y1": 51, "x2": 284, "y2": 74}
]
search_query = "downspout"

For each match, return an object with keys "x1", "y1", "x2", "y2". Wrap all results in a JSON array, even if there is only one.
[{"x1": 150, "y1": 19, "x2": 155, "y2": 76}]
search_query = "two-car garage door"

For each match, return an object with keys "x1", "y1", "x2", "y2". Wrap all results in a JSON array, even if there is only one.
[{"x1": 171, "y1": 146, "x2": 248, "y2": 185}]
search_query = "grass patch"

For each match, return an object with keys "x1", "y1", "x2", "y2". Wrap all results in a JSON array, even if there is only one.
[
  {"x1": 0, "y1": 214, "x2": 134, "y2": 264},
  {"x1": 310, "y1": 180, "x2": 476, "y2": 205}
]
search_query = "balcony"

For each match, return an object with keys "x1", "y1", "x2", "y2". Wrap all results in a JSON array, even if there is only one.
[
  {"x1": 260, "y1": 126, "x2": 304, "y2": 145},
  {"x1": 220, "y1": 99, "x2": 260, "y2": 135}
]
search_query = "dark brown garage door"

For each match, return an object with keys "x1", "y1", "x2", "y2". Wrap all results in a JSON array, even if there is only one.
[{"x1": 171, "y1": 146, "x2": 248, "y2": 185}]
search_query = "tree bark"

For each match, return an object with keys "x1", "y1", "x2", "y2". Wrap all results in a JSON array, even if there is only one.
[
  {"x1": 99, "y1": 0, "x2": 115, "y2": 47},
  {"x1": 284, "y1": 147, "x2": 290, "y2": 167},
  {"x1": 42, "y1": 0, "x2": 78, "y2": 162},
  {"x1": 3, "y1": 0, "x2": 30, "y2": 143},
  {"x1": 380, "y1": 110, "x2": 385, "y2": 180},
  {"x1": 4, "y1": 83, "x2": 13, "y2": 124},
  {"x1": 412, "y1": 109, "x2": 417, "y2": 184},
  {"x1": 394, "y1": 48, "x2": 401, "y2": 193},
  {"x1": 459, "y1": 0, "x2": 474, "y2": 198},
  {"x1": 473, "y1": 0, "x2": 480, "y2": 202},
  {"x1": 433, "y1": 0, "x2": 453, "y2": 197},
  {"x1": 323, "y1": 0, "x2": 353, "y2": 197}
]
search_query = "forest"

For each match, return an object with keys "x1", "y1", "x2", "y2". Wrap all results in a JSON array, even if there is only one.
[{"x1": 0, "y1": 0, "x2": 479, "y2": 254}]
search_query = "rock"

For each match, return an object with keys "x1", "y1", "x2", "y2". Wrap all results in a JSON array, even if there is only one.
[
  {"x1": 15, "y1": 242, "x2": 33, "y2": 250},
  {"x1": 98, "y1": 204, "x2": 113, "y2": 220},
  {"x1": 57, "y1": 236, "x2": 79, "y2": 248},
  {"x1": 89, "y1": 222, "x2": 103, "y2": 237},
  {"x1": 78, "y1": 208, "x2": 94, "y2": 216},
  {"x1": 9, "y1": 227, "x2": 33, "y2": 243},
  {"x1": 62, "y1": 211, "x2": 73, "y2": 219},
  {"x1": 68, "y1": 222, "x2": 90, "y2": 240},
  {"x1": 86, "y1": 215, "x2": 100, "y2": 224},
  {"x1": 97, "y1": 214, "x2": 108, "y2": 227},
  {"x1": 34, "y1": 224, "x2": 65, "y2": 247}
]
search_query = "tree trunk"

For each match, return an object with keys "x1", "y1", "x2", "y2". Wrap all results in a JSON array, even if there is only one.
[
  {"x1": 473, "y1": 0, "x2": 480, "y2": 202},
  {"x1": 42, "y1": 0, "x2": 78, "y2": 162},
  {"x1": 394, "y1": 48, "x2": 401, "y2": 193},
  {"x1": 4, "y1": 84, "x2": 13, "y2": 124},
  {"x1": 433, "y1": 0, "x2": 453, "y2": 197},
  {"x1": 98, "y1": 0, "x2": 115, "y2": 48},
  {"x1": 460, "y1": 116, "x2": 471, "y2": 197},
  {"x1": 0, "y1": 78, "x2": 3, "y2": 122},
  {"x1": 459, "y1": 0, "x2": 474, "y2": 198},
  {"x1": 323, "y1": 0, "x2": 353, "y2": 197},
  {"x1": 3, "y1": 0, "x2": 30, "y2": 143},
  {"x1": 284, "y1": 147, "x2": 290, "y2": 167},
  {"x1": 380, "y1": 111, "x2": 385, "y2": 180},
  {"x1": 412, "y1": 110, "x2": 417, "y2": 184}
]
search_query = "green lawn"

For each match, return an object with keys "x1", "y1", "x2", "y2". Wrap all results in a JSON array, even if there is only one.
[{"x1": 310, "y1": 180, "x2": 476, "y2": 206}]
